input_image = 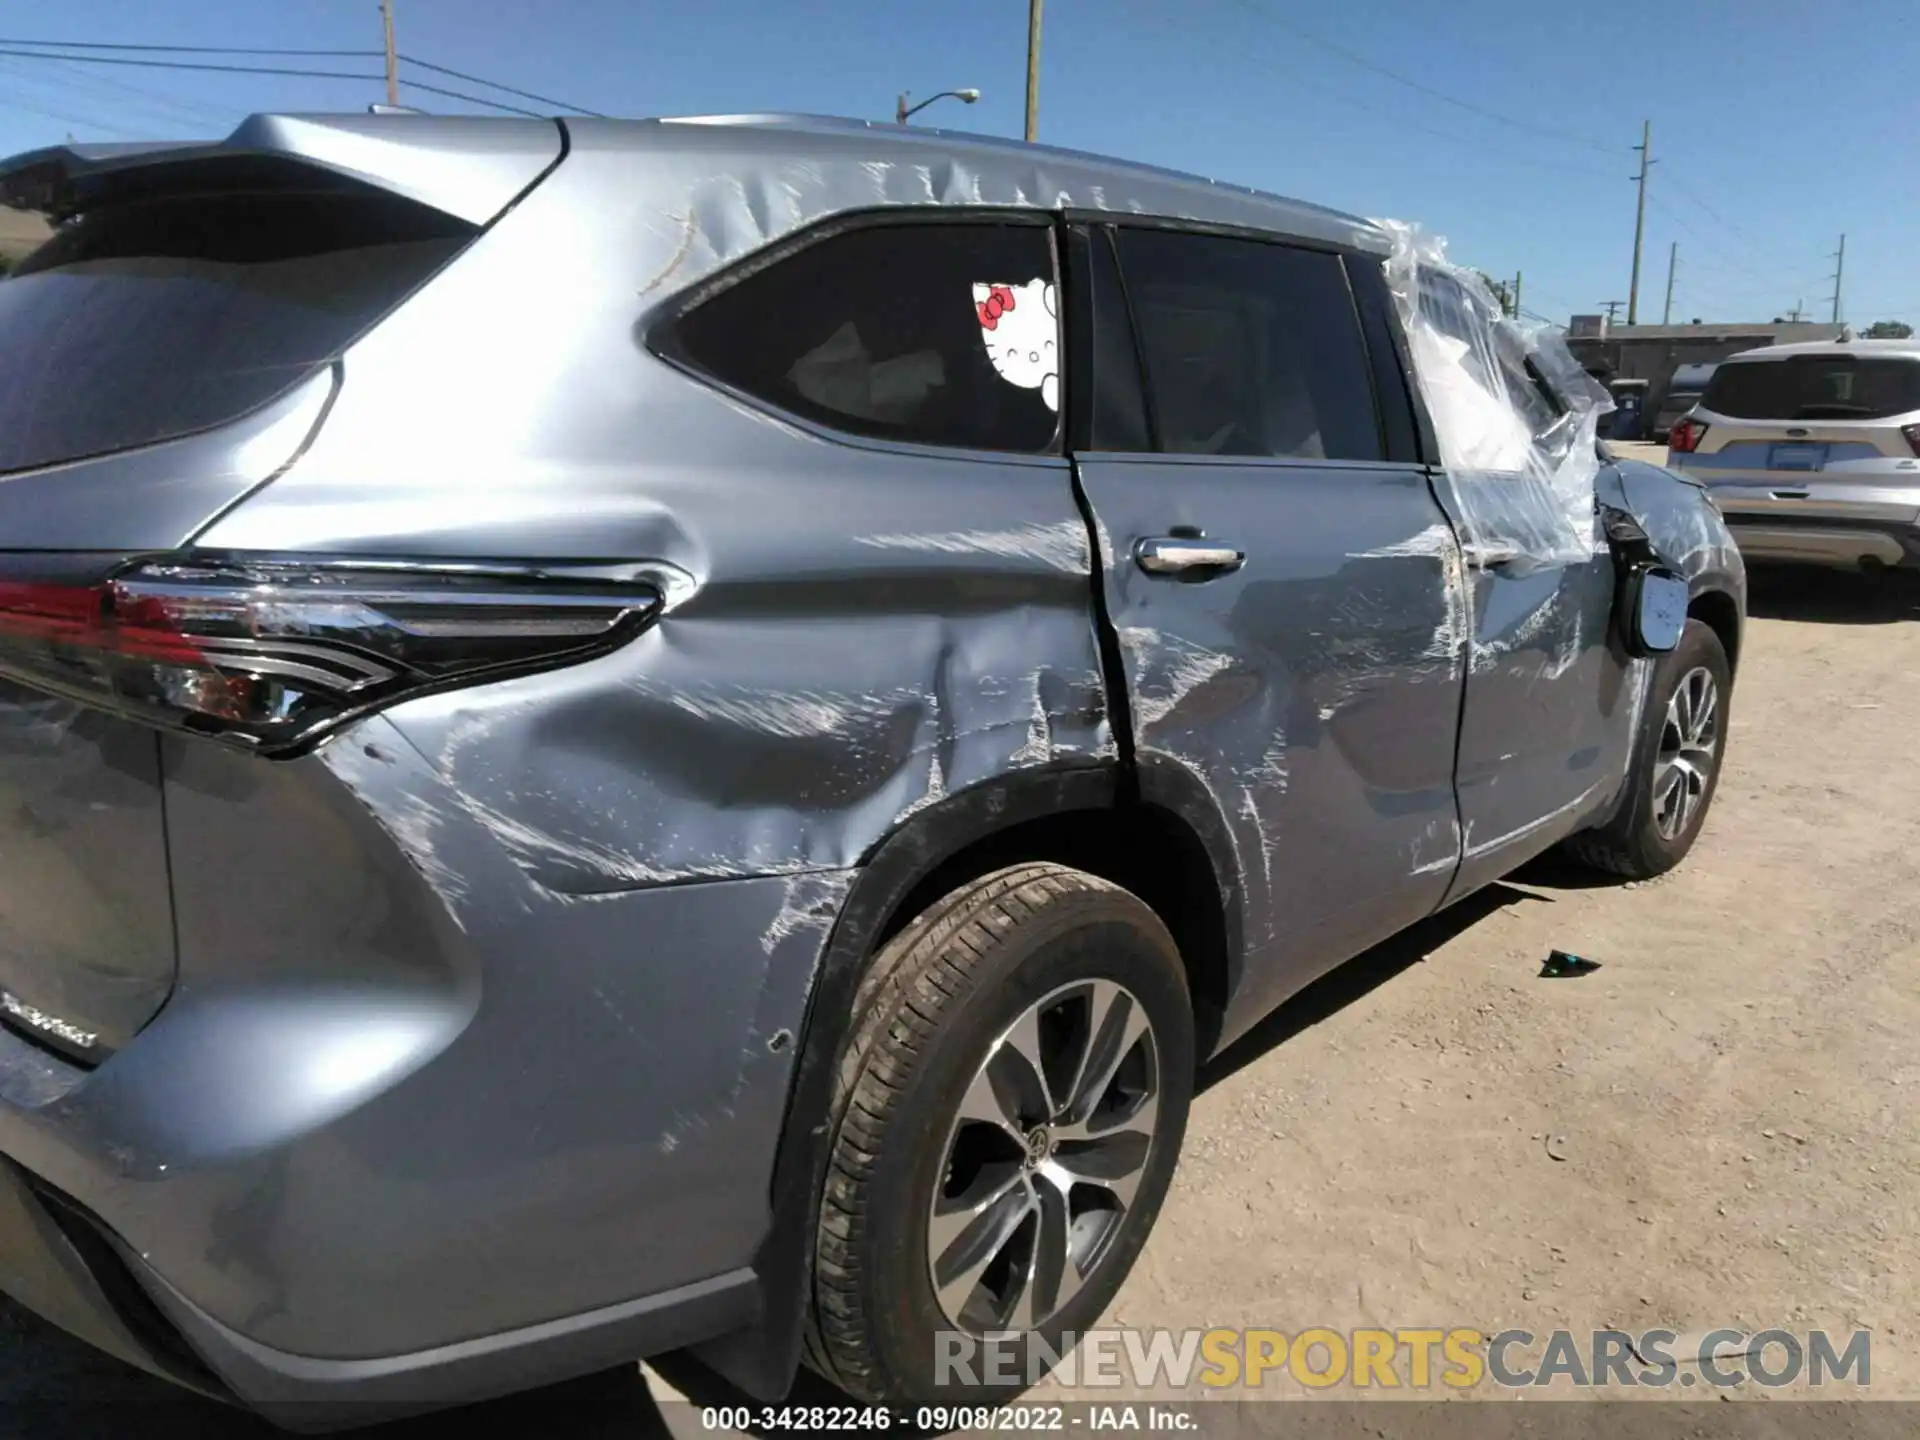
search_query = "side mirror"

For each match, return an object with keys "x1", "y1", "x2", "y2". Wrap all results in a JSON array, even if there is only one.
[{"x1": 1626, "y1": 567, "x2": 1687, "y2": 655}]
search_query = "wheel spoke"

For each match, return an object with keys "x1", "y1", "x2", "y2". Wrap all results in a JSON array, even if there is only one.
[
  {"x1": 1688, "y1": 677, "x2": 1718, "y2": 746},
  {"x1": 1653, "y1": 761, "x2": 1685, "y2": 834},
  {"x1": 1008, "y1": 1180, "x2": 1076, "y2": 1329},
  {"x1": 1677, "y1": 757, "x2": 1706, "y2": 826},
  {"x1": 997, "y1": 1008, "x2": 1056, "y2": 1121},
  {"x1": 932, "y1": 1178, "x2": 1036, "y2": 1320},
  {"x1": 953, "y1": 1059, "x2": 1027, "y2": 1141},
  {"x1": 1669, "y1": 680, "x2": 1694, "y2": 744},
  {"x1": 929, "y1": 1163, "x2": 1027, "y2": 1260},
  {"x1": 1058, "y1": 981, "x2": 1149, "y2": 1130},
  {"x1": 1047, "y1": 1121, "x2": 1155, "y2": 1212}
]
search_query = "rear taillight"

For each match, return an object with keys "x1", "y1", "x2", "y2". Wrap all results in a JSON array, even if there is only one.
[
  {"x1": 0, "y1": 557, "x2": 661, "y2": 755},
  {"x1": 1668, "y1": 416, "x2": 1708, "y2": 454},
  {"x1": 1902, "y1": 423, "x2": 1920, "y2": 458}
]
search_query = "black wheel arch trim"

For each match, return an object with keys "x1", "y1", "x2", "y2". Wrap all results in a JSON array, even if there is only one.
[
  {"x1": 692, "y1": 754, "x2": 1249, "y2": 1398},
  {"x1": 689, "y1": 762, "x2": 1120, "y2": 1399}
]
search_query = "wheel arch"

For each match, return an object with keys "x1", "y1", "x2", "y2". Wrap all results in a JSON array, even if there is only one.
[
  {"x1": 691, "y1": 759, "x2": 1236, "y2": 1398},
  {"x1": 1688, "y1": 586, "x2": 1742, "y2": 674}
]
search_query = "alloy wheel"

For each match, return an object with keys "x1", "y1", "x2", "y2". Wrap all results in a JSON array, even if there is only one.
[
  {"x1": 927, "y1": 978, "x2": 1162, "y2": 1335},
  {"x1": 1654, "y1": 665, "x2": 1720, "y2": 841}
]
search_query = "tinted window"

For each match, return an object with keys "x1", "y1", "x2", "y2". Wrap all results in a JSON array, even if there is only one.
[
  {"x1": 1702, "y1": 356, "x2": 1920, "y2": 420},
  {"x1": 668, "y1": 222, "x2": 1060, "y2": 454},
  {"x1": 0, "y1": 190, "x2": 474, "y2": 476},
  {"x1": 1113, "y1": 230, "x2": 1380, "y2": 461},
  {"x1": 1087, "y1": 228, "x2": 1152, "y2": 452}
]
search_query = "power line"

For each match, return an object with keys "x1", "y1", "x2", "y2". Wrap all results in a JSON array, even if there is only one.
[
  {"x1": 1197, "y1": 1, "x2": 1619, "y2": 181},
  {"x1": 1234, "y1": 2, "x2": 1619, "y2": 155},
  {"x1": 0, "y1": 41, "x2": 597, "y2": 119},
  {"x1": 0, "y1": 38, "x2": 380, "y2": 57},
  {"x1": 0, "y1": 47, "x2": 387, "y2": 82},
  {"x1": 0, "y1": 87, "x2": 146, "y2": 139},
  {"x1": 399, "y1": 55, "x2": 603, "y2": 116},
  {"x1": 0, "y1": 47, "x2": 552, "y2": 117},
  {"x1": 396, "y1": 79, "x2": 545, "y2": 118},
  {"x1": 0, "y1": 53, "x2": 233, "y2": 126}
]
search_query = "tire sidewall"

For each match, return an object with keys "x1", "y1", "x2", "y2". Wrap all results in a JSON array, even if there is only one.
[{"x1": 856, "y1": 895, "x2": 1194, "y2": 1404}]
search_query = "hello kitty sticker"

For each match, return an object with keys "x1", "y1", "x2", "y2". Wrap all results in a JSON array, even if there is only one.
[{"x1": 973, "y1": 279, "x2": 1059, "y2": 412}]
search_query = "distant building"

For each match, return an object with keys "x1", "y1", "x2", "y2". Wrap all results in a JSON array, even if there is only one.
[
  {"x1": 0, "y1": 206, "x2": 52, "y2": 269},
  {"x1": 1565, "y1": 320, "x2": 1848, "y2": 415}
]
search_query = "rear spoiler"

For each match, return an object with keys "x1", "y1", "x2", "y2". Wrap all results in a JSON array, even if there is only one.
[{"x1": 0, "y1": 112, "x2": 564, "y2": 226}]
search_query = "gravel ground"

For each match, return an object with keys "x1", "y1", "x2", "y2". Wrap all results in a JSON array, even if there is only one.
[{"x1": 5, "y1": 520, "x2": 1916, "y2": 1431}]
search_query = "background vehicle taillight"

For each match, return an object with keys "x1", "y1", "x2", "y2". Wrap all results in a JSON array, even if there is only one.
[
  {"x1": 1902, "y1": 423, "x2": 1920, "y2": 458},
  {"x1": 0, "y1": 557, "x2": 661, "y2": 755},
  {"x1": 1668, "y1": 416, "x2": 1708, "y2": 454}
]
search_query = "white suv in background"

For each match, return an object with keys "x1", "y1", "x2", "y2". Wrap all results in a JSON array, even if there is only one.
[{"x1": 1669, "y1": 339, "x2": 1920, "y2": 570}]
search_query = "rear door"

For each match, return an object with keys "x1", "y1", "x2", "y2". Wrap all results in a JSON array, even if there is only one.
[{"x1": 1066, "y1": 223, "x2": 1465, "y2": 1037}]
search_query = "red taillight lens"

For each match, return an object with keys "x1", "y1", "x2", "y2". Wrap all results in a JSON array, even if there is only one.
[
  {"x1": 1668, "y1": 416, "x2": 1708, "y2": 454},
  {"x1": 0, "y1": 558, "x2": 662, "y2": 754},
  {"x1": 1902, "y1": 423, "x2": 1920, "y2": 458}
]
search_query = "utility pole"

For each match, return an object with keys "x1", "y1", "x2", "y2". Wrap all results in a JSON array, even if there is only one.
[
  {"x1": 1662, "y1": 242, "x2": 1678, "y2": 325},
  {"x1": 380, "y1": 0, "x2": 399, "y2": 108},
  {"x1": 1513, "y1": 271, "x2": 1523, "y2": 318},
  {"x1": 1830, "y1": 233, "x2": 1846, "y2": 324},
  {"x1": 1601, "y1": 299, "x2": 1624, "y2": 326},
  {"x1": 1024, "y1": 0, "x2": 1043, "y2": 142},
  {"x1": 1627, "y1": 119, "x2": 1654, "y2": 325},
  {"x1": 1787, "y1": 298, "x2": 1806, "y2": 323}
]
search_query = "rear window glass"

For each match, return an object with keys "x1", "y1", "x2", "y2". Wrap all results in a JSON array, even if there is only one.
[
  {"x1": 1702, "y1": 356, "x2": 1920, "y2": 420},
  {"x1": 0, "y1": 188, "x2": 474, "y2": 475},
  {"x1": 666, "y1": 221, "x2": 1060, "y2": 454}
]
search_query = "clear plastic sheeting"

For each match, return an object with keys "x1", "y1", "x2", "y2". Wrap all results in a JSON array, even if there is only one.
[{"x1": 1376, "y1": 220, "x2": 1613, "y2": 566}]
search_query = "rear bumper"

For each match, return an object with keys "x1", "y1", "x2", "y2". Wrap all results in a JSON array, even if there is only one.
[
  {"x1": 0, "y1": 1142, "x2": 755, "y2": 1428},
  {"x1": 1721, "y1": 513, "x2": 1920, "y2": 568},
  {"x1": 0, "y1": 708, "x2": 850, "y2": 1421},
  {"x1": 0, "y1": 1154, "x2": 228, "y2": 1402}
]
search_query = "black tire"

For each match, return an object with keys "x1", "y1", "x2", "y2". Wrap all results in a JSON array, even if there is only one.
[
  {"x1": 1564, "y1": 617, "x2": 1732, "y2": 879},
  {"x1": 803, "y1": 863, "x2": 1193, "y2": 1407}
]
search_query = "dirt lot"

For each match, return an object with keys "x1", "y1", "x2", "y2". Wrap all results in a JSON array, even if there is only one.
[{"x1": 5, "y1": 487, "x2": 1918, "y2": 1430}]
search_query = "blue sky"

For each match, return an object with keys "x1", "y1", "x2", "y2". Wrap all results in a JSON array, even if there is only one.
[{"x1": 2, "y1": 1, "x2": 1914, "y2": 326}]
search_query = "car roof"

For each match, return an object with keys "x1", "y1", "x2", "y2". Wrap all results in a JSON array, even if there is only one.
[
  {"x1": 1724, "y1": 338, "x2": 1920, "y2": 363},
  {"x1": 634, "y1": 112, "x2": 1381, "y2": 244},
  {"x1": 0, "y1": 111, "x2": 1386, "y2": 254}
]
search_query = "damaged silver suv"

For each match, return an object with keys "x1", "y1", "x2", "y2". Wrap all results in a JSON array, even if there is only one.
[{"x1": 0, "y1": 112, "x2": 1742, "y2": 1426}]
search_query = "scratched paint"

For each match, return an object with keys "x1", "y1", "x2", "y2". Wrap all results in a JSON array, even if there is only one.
[
  {"x1": 851, "y1": 521, "x2": 1090, "y2": 573},
  {"x1": 1120, "y1": 627, "x2": 1239, "y2": 733}
]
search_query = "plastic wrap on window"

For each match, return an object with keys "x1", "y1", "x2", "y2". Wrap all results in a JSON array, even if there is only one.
[{"x1": 1375, "y1": 219, "x2": 1613, "y2": 566}]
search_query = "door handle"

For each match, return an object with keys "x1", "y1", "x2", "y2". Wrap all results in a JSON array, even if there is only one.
[
  {"x1": 1461, "y1": 541, "x2": 1527, "y2": 570},
  {"x1": 1134, "y1": 537, "x2": 1245, "y2": 576}
]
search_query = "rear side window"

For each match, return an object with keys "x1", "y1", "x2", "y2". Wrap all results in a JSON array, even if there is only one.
[
  {"x1": 0, "y1": 188, "x2": 475, "y2": 476},
  {"x1": 1702, "y1": 356, "x2": 1920, "y2": 421},
  {"x1": 1112, "y1": 229, "x2": 1382, "y2": 461},
  {"x1": 666, "y1": 221, "x2": 1060, "y2": 454}
]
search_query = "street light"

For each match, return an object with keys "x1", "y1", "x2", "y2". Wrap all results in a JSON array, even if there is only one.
[{"x1": 895, "y1": 88, "x2": 980, "y2": 125}]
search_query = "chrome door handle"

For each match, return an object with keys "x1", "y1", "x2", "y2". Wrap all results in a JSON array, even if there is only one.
[
  {"x1": 1134, "y1": 537, "x2": 1245, "y2": 576},
  {"x1": 1461, "y1": 541, "x2": 1526, "y2": 570}
]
